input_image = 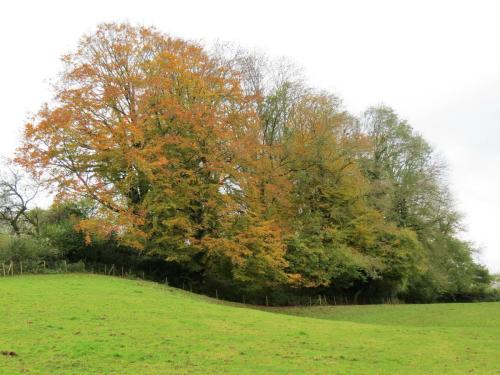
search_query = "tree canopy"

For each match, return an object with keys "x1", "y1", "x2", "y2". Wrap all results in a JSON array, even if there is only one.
[{"x1": 14, "y1": 23, "x2": 493, "y2": 302}]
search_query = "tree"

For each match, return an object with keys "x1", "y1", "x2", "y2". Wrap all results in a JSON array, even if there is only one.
[
  {"x1": 15, "y1": 23, "x2": 492, "y2": 301},
  {"x1": 360, "y1": 105, "x2": 489, "y2": 301},
  {"x1": 0, "y1": 163, "x2": 39, "y2": 235},
  {"x1": 17, "y1": 23, "x2": 290, "y2": 286},
  {"x1": 278, "y1": 96, "x2": 423, "y2": 293},
  {"x1": 361, "y1": 105, "x2": 457, "y2": 235}
]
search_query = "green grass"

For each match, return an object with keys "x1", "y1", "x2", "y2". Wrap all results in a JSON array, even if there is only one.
[{"x1": 0, "y1": 275, "x2": 498, "y2": 374}]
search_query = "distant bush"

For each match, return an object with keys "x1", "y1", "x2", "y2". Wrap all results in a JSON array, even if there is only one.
[{"x1": 0, "y1": 234, "x2": 62, "y2": 263}]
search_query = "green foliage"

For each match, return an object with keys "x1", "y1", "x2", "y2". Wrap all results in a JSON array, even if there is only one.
[
  {"x1": 9, "y1": 24, "x2": 494, "y2": 302},
  {"x1": 403, "y1": 236, "x2": 494, "y2": 302},
  {"x1": 0, "y1": 234, "x2": 60, "y2": 263}
]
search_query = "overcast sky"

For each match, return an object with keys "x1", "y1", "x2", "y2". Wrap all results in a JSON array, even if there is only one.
[{"x1": 1, "y1": 0, "x2": 499, "y2": 272}]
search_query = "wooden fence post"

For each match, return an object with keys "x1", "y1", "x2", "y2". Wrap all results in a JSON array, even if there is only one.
[
  {"x1": 215, "y1": 289, "x2": 219, "y2": 299},
  {"x1": 265, "y1": 295, "x2": 269, "y2": 306},
  {"x1": 2, "y1": 263, "x2": 5, "y2": 277},
  {"x1": 20, "y1": 262, "x2": 23, "y2": 275}
]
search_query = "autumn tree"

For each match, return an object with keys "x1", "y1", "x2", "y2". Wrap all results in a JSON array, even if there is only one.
[
  {"x1": 221, "y1": 51, "x2": 426, "y2": 293},
  {"x1": 15, "y1": 24, "x2": 492, "y2": 302},
  {"x1": 17, "y1": 23, "x2": 289, "y2": 286}
]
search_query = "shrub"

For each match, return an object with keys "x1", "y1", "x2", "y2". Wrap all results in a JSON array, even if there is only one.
[{"x1": 0, "y1": 234, "x2": 62, "y2": 263}]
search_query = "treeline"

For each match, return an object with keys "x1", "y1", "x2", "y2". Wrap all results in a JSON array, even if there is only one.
[{"x1": 1, "y1": 23, "x2": 496, "y2": 304}]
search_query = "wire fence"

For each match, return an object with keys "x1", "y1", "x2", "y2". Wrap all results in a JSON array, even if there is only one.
[{"x1": 0, "y1": 260, "x2": 402, "y2": 306}]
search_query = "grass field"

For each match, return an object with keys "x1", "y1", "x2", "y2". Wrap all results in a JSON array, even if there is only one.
[{"x1": 0, "y1": 274, "x2": 498, "y2": 374}]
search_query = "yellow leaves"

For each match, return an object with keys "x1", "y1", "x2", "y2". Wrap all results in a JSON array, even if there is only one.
[
  {"x1": 286, "y1": 272, "x2": 304, "y2": 286},
  {"x1": 162, "y1": 216, "x2": 192, "y2": 236},
  {"x1": 202, "y1": 237, "x2": 251, "y2": 266},
  {"x1": 77, "y1": 217, "x2": 116, "y2": 244},
  {"x1": 17, "y1": 22, "x2": 252, "y2": 228},
  {"x1": 200, "y1": 217, "x2": 290, "y2": 285}
]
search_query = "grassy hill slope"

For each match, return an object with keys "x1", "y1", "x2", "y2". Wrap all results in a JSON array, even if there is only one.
[{"x1": 0, "y1": 274, "x2": 498, "y2": 374}]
